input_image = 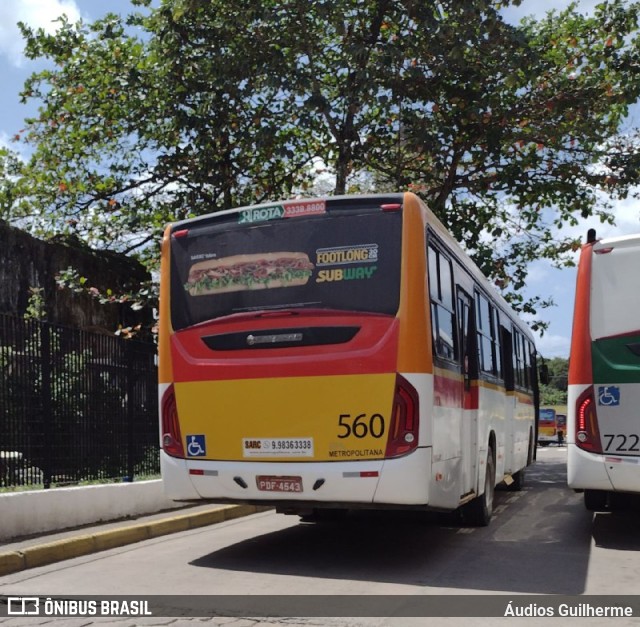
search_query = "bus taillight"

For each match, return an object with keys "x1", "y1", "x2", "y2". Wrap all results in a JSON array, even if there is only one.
[
  {"x1": 575, "y1": 387, "x2": 602, "y2": 453},
  {"x1": 161, "y1": 385, "x2": 185, "y2": 458},
  {"x1": 385, "y1": 374, "x2": 419, "y2": 458}
]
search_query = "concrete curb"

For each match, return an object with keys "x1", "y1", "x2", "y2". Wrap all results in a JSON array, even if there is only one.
[{"x1": 0, "y1": 505, "x2": 269, "y2": 577}]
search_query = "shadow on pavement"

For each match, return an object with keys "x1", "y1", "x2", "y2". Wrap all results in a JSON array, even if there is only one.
[
  {"x1": 191, "y1": 453, "x2": 593, "y2": 594},
  {"x1": 592, "y1": 497, "x2": 640, "y2": 551}
]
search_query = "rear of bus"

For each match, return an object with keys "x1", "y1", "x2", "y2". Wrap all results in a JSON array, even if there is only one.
[
  {"x1": 159, "y1": 193, "x2": 433, "y2": 514},
  {"x1": 567, "y1": 232, "x2": 640, "y2": 510},
  {"x1": 538, "y1": 408, "x2": 557, "y2": 446}
]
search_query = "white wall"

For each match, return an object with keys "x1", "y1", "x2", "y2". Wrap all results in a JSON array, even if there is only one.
[{"x1": 0, "y1": 480, "x2": 184, "y2": 541}]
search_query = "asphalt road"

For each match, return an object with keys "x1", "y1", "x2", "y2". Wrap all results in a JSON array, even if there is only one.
[{"x1": 1, "y1": 446, "x2": 639, "y2": 626}]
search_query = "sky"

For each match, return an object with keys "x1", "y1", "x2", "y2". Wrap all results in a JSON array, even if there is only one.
[{"x1": 1, "y1": 0, "x2": 639, "y2": 359}]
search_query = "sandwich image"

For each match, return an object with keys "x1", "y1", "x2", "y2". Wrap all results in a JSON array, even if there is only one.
[{"x1": 185, "y1": 252, "x2": 315, "y2": 295}]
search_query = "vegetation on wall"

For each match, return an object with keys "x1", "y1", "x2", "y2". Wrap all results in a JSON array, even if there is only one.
[{"x1": 540, "y1": 356, "x2": 569, "y2": 406}]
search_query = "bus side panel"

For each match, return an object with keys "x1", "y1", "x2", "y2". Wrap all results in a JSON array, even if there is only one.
[
  {"x1": 474, "y1": 384, "x2": 504, "y2": 487},
  {"x1": 158, "y1": 227, "x2": 174, "y2": 386},
  {"x1": 377, "y1": 370, "x2": 466, "y2": 511},
  {"x1": 473, "y1": 385, "x2": 533, "y2": 493},
  {"x1": 510, "y1": 392, "x2": 535, "y2": 472},
  {"x1": 397, "y1": 194, "x2": 432, "y2": 374},
  {"x1": 425, "y1": 370, "x2": 464, "y2": 509}
]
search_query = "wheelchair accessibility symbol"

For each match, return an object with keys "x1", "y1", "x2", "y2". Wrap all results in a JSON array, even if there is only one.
[
  {"x1": 187, "y1": 434, "x2": 206, "y2": 457},
  {"x1": 598, "y1": 386, "x2": 620, "y2": 407}
]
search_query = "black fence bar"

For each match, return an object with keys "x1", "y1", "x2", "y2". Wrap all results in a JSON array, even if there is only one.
[
  {"x1": 40, "y1": 322, "x2": 53, "y2": 489},
  {"x1": 0, "y1": 313, "x2": 159, "y2": 489}
]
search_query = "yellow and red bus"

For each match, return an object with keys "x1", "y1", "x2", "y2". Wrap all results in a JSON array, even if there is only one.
[
  {"x1": 159, "y1": 192, "x2": 538, "y2": 526},
  {"x1": 568, "y1": 229, "x2": 640, "y2": 511},
  {"x1": 538, "y1": 408, "x2": 558, "y2": 446},
  {"x1": 538, "y1": 406, "x2": 567, "y2": 446}
]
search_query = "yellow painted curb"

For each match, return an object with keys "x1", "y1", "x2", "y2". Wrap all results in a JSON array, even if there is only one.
[
  {"x1": 23, "y1": 540, "x2": 76, "y2": 569},
  {"x1": 61, "y1": 535, "x2": 95, "y2": 561},
  {"x1": 148, "y1": 516, "x2": 191, "y2": 538},
  {"x1": 0, "y1": 505, "x2": 268, "y2": 578},
  {"x1": 224, "y1": 504, "x2": 260, "y2": 520},
  {"x1": 0, "y1": 552, "x2": 25, "y2": 577},
  {"x1": 188, "y1": 508, "x2": 227, "y2": 529},
  {"x1": 93, "y1": 525, "x2": 149, "y2": 551}
]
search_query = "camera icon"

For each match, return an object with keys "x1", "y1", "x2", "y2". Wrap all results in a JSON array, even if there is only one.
[{"x1": 8, "y1": 597, "x2": 40, "y2": 615}]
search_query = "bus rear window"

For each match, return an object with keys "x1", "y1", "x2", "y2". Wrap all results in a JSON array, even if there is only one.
[
  {"x1": 591, "y1": 244, "x2": 640, "y2": 340},
  {"x1": 539, "y1": 409, "x2": 556, "y2": 424},
  {"x1": 169, "y1": 209, "x2": 402, "y2": 330}
]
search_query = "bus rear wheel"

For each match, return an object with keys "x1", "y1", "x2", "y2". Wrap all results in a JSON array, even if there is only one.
[
  {"x1": 584, "y1": 489, "x2": 608, "y2": 511},
  {"x1": 508, "y1": 468, "x2": 525, "y2": 491},
  {"x1": 464, "y1": 446, "x2": 495, "y2": 526}
]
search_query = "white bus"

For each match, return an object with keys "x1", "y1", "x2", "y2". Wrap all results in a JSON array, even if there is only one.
[
  {"x1": 159, "y1": 192, "x2": 539, "y2": 525},
  {"x1": 567, "y1": 229, "x2": 640, "y2": 510}
]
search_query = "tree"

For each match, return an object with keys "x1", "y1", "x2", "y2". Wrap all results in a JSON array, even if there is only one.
[
  {"x1": 5, "y1": 0, "x2": 640, "y2": 327},
  {"x1": 0, "y1": 147, "x2": 22, "y2": 216},
  {"x1": 357, "y1": 1, "x2": 640, "y2": 314},
  {"x1": 540, "y1": 356, "x2": 569, "y2": 406}
]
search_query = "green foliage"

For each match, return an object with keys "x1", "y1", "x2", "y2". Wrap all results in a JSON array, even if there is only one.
[
  {"x1": 4, "y1": 0, "x2": 640, "y2": 327},
  {"x1": 23, "y1": 287, "x2": 46, "y2": 321},
  {"x1": 540, "y1": 356, "x2": 569, "y2": 405},
  {"x1": 0, "y1": 147, "x2": 23, "y2": 216}
]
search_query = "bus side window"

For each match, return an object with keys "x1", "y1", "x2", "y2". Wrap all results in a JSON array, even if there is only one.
[
  {"x1": 457, "y1": 288, "x2": 477, "y2": 388},
  {"x1": 501, "y1": 326, "x2": 515, "y2": 392},
  {"x1": 492, "y1": 308, "x2": 503, "y2": 380},
  {"x1": 475, "y1": 291, "x2": 496, "y2": 375},
  {"x1": 513, "y1": 330, "x2": 526, "y2": 389},
  {"x1": 428, "y1": 244, "x2": 457, "y2": 361},
  {"x1": 524, "y1": 339, "x2": 534, "y2": 392}
]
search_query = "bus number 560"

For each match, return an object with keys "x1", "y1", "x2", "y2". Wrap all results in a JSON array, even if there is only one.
[{"x1": 337, "y1": 413, "x2": 385, "y2": 439}]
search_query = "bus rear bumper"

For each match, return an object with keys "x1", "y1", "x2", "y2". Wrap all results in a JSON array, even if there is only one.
[
  {"x1": 567, "y1": 444, "x2": 614, "y2": 491},
  {"x1": 161, "y1": 451, "x2": 201, "y2": 501},
  {"x1": 602, "y1": 453, "x2": 640, "y2": 493},
  {"x1": 160, "y1": 448, "x2": 432, "y2": 507}
]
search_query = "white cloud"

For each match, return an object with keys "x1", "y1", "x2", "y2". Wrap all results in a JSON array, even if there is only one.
[
  {"x1": 533, "y1": 330, "x2": 572, "y2": 359},
  {"x1": 0, "y1": 0, "x2": 80, "y2": 67},
  {"x1": 523, "y1": 260, "x2": 550, "y2": 285},
  {"x1": 594, "y1": 194, "x2": 640, "y2": 240},
  {"x1": 501, "y1": 0, "x2": 599, "y2": 25}
]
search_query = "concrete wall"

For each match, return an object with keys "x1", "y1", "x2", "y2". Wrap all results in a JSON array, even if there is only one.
[
  {"x1": 0, "y1": 220, "x2": 151, "y2": 330},
  {"x1": 0, "y1": 480, "x2": 184, "y2": 542}
]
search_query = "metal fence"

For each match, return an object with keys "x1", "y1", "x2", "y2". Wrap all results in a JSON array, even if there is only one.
[{"x1": 0, "y1": 314, "x2": 159, "y2": 489}]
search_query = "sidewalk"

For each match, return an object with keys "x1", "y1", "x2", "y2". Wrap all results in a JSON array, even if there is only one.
[{"x1": 0, "y1": 502, "x2": 271, "y2": 577}]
